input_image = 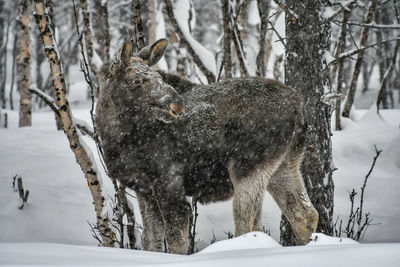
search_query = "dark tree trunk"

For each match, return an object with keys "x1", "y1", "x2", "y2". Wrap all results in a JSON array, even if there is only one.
[
  {"x1": 342, "y1": 0, "x2": 376, "y2": 118},
  {"x1": 375, "y1": 6, "x2": 394, "y2": 109},
  {"x1": 221, "y1": 0, "x2": 232, "y2": 78},
  {"x1": 334, "y1": 7, "x2": 353, "y2": 131},
  {"x1": 93, "y1": 0, "x2": 110, "y2": 64},
  {"x1": 131, "y1": 0, "x2": 146, "y2": 51},
  {"x1": 281, "y1": 0, "x2": 334, "y2": 246},
  {"x1": 256, "y1": 0, "x2": 270, "y2": 77}
]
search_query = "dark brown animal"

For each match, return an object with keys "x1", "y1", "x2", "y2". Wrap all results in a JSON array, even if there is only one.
[{"x1": 96, "y1": 39, "x2": 318, "y2": 254}]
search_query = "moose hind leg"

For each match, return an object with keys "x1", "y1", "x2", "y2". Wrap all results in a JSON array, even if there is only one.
[
  {"x1": 267, "y1": 157, "x2": 318, "y2": 245},
  {"x1": 228, "y1": 159, "x2": 279, "y2": 236},
  {"x1": 137, "y1": 192, "x2": 165, "y2": 252}
]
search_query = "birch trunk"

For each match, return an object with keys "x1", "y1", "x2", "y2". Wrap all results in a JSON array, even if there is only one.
[
  {"x1": 33, "y1": 0, "x2": 114, "y2": 247},
  {"x1": 16, "y1": 0, "x2": 32, "y2": 127}
]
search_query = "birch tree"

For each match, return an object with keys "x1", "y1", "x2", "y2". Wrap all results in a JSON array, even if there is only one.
[
  {"x1": 33, "y1": 0, "x2": 114, "y2": 247},
  {"x1": 16, "y1": 0, "x2": 32, "y2": 127}
]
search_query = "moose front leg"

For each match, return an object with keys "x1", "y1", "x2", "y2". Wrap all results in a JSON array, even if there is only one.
[
  {"x1": 151, "y1": 183, "x2": 192, "y2": 254},
  {"x1": 137, "y1": 192, "x2": 165, "y2": 252}
]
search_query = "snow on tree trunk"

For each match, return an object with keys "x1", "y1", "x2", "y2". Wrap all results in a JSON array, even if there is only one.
[
  {"x1": 281, "y1": 0, "x2": 334, "y2": 246},
  {"x1": 33, "y1": 0, "x2": 114, "y2": 247},
  {"x1": 16, "y1": 0, "x2": 32, "y2": 127}
]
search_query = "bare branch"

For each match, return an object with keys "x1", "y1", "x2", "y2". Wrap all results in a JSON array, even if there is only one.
[
  {"x1": 327, "y1": 38, "x2": 400, "y2": 67},
  {"x1": 333, "y1": 20, "x2": 400, "y2": 30},
  {"x1": 327, "y1": 0, "x2": 358, "y2": 21}
]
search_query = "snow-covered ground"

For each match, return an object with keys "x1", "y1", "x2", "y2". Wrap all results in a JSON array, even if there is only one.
[
  {"x1": 0, "y1": 99, "x2": 399, "y2": 265},
  {"x1": 1, "y1": 233, "x2": 399, "y2": 267}
]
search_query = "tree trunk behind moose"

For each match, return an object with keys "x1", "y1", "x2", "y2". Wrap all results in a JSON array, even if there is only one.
[
  {"x1": 16, "y1": 0, "x2": 32, "y2": 127},
  {"x1": 92, "y1": 0, "x2": 110, "y2": 64},
  {"x1": 281, "y1": 0, "x2": 334, "y2": 245}
]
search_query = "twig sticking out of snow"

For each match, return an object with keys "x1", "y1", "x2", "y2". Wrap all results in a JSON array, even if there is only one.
[
  {"x1": 12, "y1": 175, "x2": 29, "y2": 210},
  {"x1": 335, "y1": 145, "x2": 382, "y2": 241}
]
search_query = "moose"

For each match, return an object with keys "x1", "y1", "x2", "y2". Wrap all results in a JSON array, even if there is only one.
[{"x1": 95, "y1": 39, "x2": 318, "y2": 254}]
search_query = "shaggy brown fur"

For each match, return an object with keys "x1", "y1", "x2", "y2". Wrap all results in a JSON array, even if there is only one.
[{"x1": 96, "y1": 39, "x2": 318, "y2": 254}]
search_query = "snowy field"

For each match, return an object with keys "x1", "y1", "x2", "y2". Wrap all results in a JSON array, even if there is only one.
[{"x1": 0, "y1": 97, "x2": 399, "y2": 265}]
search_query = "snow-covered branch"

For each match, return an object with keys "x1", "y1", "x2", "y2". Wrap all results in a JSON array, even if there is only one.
[
  {"x1": 327, "y1": 38, "x2": 400, "y2": 67},
  {"x1": 163, "y1": 0, "x2": 216, "y2": 83},
  {"x1": 333, "y1": 20, "x2": 400, "y2": 30},
  {"x1": 29, "y1": 86, "x2": 59, "y2": 117}
]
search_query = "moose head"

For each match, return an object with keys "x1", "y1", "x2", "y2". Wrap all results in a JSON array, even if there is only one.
[{"x1": 99, "y1": 39, "x2": 185, "y2": 123}]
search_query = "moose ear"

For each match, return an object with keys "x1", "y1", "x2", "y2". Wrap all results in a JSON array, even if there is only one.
[
  {"x1": 109, "y1": 40, "x2": 133, "y2": 76},
  {"x1": 138, "y1": 39, "x2": 168, "y2": 66},
  {"x1": 121, "y1": 40, "x2": 134, "y2": 65}
]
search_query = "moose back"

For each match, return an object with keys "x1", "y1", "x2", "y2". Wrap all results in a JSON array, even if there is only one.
[{"x1": 95, "y1": 39, "x2": 318, "y2": 254}]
